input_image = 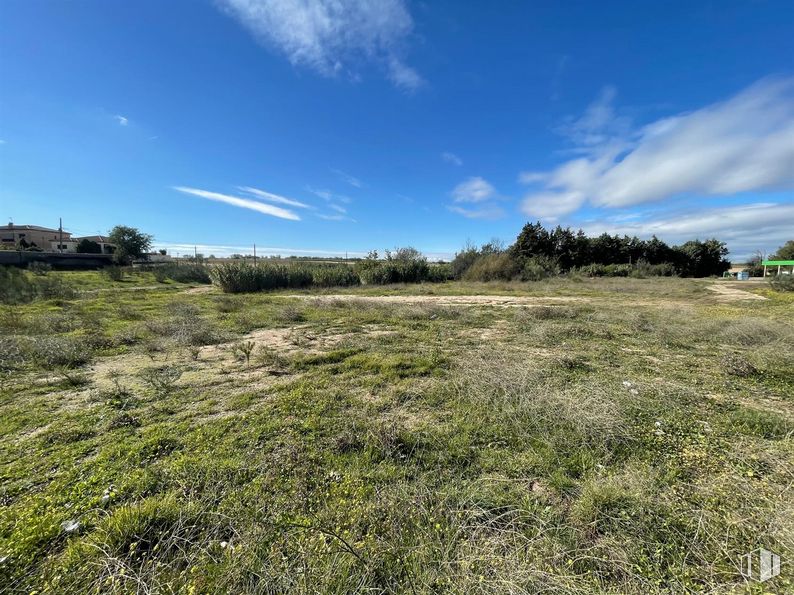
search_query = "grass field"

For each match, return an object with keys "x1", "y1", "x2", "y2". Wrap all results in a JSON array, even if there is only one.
[{"x1": 1, "y1": 272, "x2": 792, "y2": 593}]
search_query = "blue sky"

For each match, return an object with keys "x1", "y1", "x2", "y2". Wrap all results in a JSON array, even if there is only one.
[{"x1": 1, "y1": 0, "x2": 793, "y2": 260}]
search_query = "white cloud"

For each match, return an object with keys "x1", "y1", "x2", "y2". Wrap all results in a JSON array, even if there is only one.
[
  {"x1": 441, "y1": 151, "x2": 463, "y2": 166},
  {"x1": 451, "y1": 177, "x2": 496, "y2": 203},
  {"x1": 388, "y1": 57, "x2": 423, "y2": 91},
  {"x1": 155, "y1": 241, "x2": 367, "y2": 258},
  {"x1": 578, "y1": 202, "x2": 794, "y2": 261},
  {"x1": 238, "y1": 185, "x2": 310, "y2": 208},
  {"x1": 218, "y1": 0, "x2": 422, "y2": 90},
  {"x1": 173, "y1": 186, "x2": 300, "y2": 220},
  {"x1": 447, "y1": 205, "x2": 505, "y2": 220},
  {"x1": 521, "y1": 77, "x2": 794, "y2": 218},
  {"x1": 317, "y1": 213, "x2": 356, "y2": 222},
  {"x1": 306, "y1": 186, "x2": 352, "y2": 203},
  {"x1": 114, "y1": 115, "x2": 128, "y2": 126},
  {"x1": 330, "y1": 168, "x2": 363, "y2": 188},
  {"x1": 328, "y1": 203, "x2": 347, "y2": 213}
]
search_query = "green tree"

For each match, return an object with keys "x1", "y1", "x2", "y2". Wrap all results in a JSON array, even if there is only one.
[
  {"x1": 76, "y1": 239, "x2": 101, "y2": 254},
  {"x1": 674, "y1": 239, "x2": 730, "y2": 277},
  {"x1": 772, "y1": 240, "x2": 794, "y2": 260},
  {"x1": 511, "y1": 221, "x2": 553, "y2": 262},
  {"x1": 108, "y1": 225, "x2": 153, "y2": 264}
]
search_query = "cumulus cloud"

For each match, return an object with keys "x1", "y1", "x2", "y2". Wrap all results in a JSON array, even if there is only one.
[
  {"x1": 238, "y1": 185, "x2": 310, "y2": 208},
  {"x1": 451, "y1": 177, "x2": 496, "y2": 203},
  {"x1": 442, "y1": 151, "x2": 463, "y2": 166},
  {"x1": 114, "y1": 115, "x2": 128, "y2": 126},
  {"x1": 579, "y1": 202, "x2": 794, "y2": 260},
  {"x1": 218, "y1": 0, "x2": 422, "y2": 90},
  {"x1": 521, "y1": 78, "x2": 794, "y2": 218},
  {"x1": 173, "y1": 186, "x2": 300, "y2": 220}
]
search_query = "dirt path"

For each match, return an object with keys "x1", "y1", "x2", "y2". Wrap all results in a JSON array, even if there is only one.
[
  {"x1": 706, "y1": 283, "x2": 768, "y2": 302},
  {"x1": 283, "y1": 294, "x2": 588, "y2": 307}
]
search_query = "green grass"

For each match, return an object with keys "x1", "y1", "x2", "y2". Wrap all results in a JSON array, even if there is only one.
[{"x1": 0, "y1": 274, "x2": 792, "y2": 593}]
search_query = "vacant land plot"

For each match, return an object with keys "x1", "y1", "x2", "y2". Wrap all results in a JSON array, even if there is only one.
[{"x1": 1, "y1": 274, "x2": 792, "y2": 593}]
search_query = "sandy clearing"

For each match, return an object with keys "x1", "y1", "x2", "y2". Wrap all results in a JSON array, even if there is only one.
[
  {"x1": 706, "y1": 284, "x2": 768, "y2": 301},
  {"x1": 283, "y1": 294, "x2": 588, "y2": 307}
]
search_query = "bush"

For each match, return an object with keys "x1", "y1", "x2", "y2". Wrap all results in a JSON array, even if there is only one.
[
  {"x1": 159, "y1": 264, "x2": 211, "y2": 284},
  {"x1": 356, "y1": 247, "x2": 431, "y2": 285},
  {"x1": 103, "y1": 266, "x2": 125, "y2": 282},
  {"x1": 0, "y1": 266, "x2": 76, "y2": 304},
  {"x1": 0, "y1": 267, "x2": 37, "y2": 303},
  {"x1": 210, "y1": 262, "x2": 289, "y2": 293},
  {"x1": 464, "y1": 253, "x2": 519, "y2": 281},
  {"x1": 769, "y1": 274, "x2": 794, "y2": 292},
  {"x1": 311, "y1": 265, "x2": 359, "y2": 287},
  {"x1": 27, "y1": 261, "x2": 52, "y2": 276},
  {"x1": 287, "y1": 266, "x2": 313, "y2": 288},
  {"x1": 520, "y1": 256, "x2": 559, "y2": 281}
]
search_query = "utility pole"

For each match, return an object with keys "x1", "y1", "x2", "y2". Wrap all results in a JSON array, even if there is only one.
[{"x1": 253, "y1": 243, "x2": 257, "y2": 264}]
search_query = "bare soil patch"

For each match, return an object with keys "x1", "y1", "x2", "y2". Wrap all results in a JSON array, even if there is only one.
[
  {"x1": 706, "y1": 283, "x2": 768, "y2": 302},
  {"x1": 285, "y1": 293, "x2": 588, "y2": 307}
]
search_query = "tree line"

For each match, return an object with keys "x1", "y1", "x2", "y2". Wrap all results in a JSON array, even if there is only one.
[{"x1": 452, "y1": 222, "x2": 731, "y2": 280}]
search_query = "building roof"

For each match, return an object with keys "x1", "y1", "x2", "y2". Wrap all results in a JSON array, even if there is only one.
[
  {"x1": 1, "y1": 224, "x2": 66, "y2": 234},
  {"x1": 76, "y1": 235, "x2": 112, "y2": 243}
]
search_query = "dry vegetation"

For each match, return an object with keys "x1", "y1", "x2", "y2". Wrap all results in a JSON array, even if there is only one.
[{"x1": 1, "y1": 271, "x2": 792, "y2": 593}]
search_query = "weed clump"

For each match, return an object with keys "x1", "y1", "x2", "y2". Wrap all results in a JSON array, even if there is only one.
[{"x1": 721, "y1": 353, "x2": 758, "y2": 377}]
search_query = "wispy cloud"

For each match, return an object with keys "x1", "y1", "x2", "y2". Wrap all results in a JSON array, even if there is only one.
[
  {"x1": 578, "y1": 202, "x2": 794, "y2": 261},
  {"x1": 238, "y1": 185, "x2": 310, "y2": 208},
  {"x1": 520, "y1": 77, "x2": 794, "y2": 219},
  {"x1": 155, "y1": 241, "x2": 367, "y2": 258},
  {"x1": 217, "y1": 0, "x2": 422, "y2": 90},
  {"x1": 306, "y1": 186, "x2": 353, "y2": 203},
  {"x1": 441, "y1": 151, "x2": 463, "y2": 166},
  {"x1": 173, "y1": 186, "x2": 300, "y2": 220},
  {"x1": 451, "y1": 177, "x2": 496, "y2": 203},
  {"x1": 330, "y1": 168, "x2": 364, "y2": 188},
  {"x1": 114, "y1": 115, "x2": 129, "y2": 126},
  {"x1": 447, "y1": 205, "x2": 505, "y2": 220},
  {"x1": 328, "y1": 203, "x2": 347, "y2": 214},
  {"x1": 317, "y1": 213, "x2": 356, "y2": 222}
]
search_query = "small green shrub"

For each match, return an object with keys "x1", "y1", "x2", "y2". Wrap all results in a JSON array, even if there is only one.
[
  {"x1": 103, "y1": 265, "x2": 125, "y2": 282},
  {"x1": 139, "y1": 365, "x2": 183, "y2": 396}
]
